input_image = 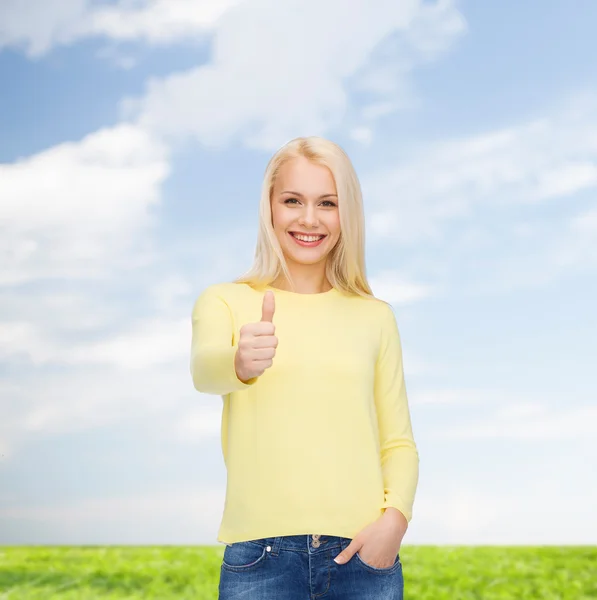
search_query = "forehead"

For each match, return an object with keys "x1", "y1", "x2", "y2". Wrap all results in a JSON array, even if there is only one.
[{"x1": 274, "y1": 156, "x2": 337, "y2": 192}]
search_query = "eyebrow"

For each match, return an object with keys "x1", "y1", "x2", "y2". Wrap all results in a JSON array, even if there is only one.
[{"x1": 281, "y1": 191, "x2": 338, "y2": 199}]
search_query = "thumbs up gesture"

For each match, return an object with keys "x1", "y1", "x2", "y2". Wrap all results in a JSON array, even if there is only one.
[{"x1": 234, "y1": 291, "x2": 278, "y2": 382}]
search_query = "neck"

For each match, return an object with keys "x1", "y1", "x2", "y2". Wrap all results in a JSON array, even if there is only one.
[{"x1": 271, "y1": 265, "x2": 331, "y2": 294}]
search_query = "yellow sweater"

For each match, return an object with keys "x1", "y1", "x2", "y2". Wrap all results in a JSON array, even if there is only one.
[{"x1": 190, "y1": 282, "x2": 419, "y2": 544}]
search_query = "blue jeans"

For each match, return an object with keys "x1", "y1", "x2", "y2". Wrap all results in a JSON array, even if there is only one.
[{"x1": 218, "y1": 534, "x2": 403, "y2": 600}]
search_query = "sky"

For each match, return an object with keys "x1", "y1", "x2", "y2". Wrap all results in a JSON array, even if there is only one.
[{"x1": 1, "y1": 0, "x2": 596, "y2": 546}]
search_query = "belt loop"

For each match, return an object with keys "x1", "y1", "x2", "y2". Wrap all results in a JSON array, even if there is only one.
[{"x1": 270, "y1": 536, "x2": 282, "y2": 556}]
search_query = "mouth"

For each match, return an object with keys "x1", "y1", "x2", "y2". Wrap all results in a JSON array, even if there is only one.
[{"x1": 288, "y1": 232, "x2": 327, "y2": 247}]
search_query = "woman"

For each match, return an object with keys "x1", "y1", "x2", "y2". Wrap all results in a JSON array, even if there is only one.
[{"x1": 190, "y1": 136, "x2": 419, "y2": 599}]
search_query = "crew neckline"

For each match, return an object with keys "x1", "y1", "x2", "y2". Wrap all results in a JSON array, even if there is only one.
[{"x1": 264, "y1": 284, "x2": 339, "y2": 298}]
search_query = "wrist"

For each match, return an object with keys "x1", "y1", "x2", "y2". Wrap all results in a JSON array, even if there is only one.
[
  {"x1": 382, "y1": 507, "x2": 408, "y2": 531},
  {"x1": 234, "y1": 351, "x2": 247, "y2": 382}
]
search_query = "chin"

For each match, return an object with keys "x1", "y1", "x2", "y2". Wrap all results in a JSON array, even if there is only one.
[
  {"x1": 288, "y1": 252, "x2": 329, "y2": 265},
  {"x1": 295, "y1": 257, "x2": 325, "y2": 265}
]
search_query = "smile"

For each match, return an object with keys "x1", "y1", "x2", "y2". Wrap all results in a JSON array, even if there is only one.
[{"x1": 289, "y1": 232, "x2": 327, "y2": 247}]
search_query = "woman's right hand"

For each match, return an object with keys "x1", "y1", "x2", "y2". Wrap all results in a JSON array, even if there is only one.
[{"x1": 234, "y1": 291, "x2": 278, "y2": 382}]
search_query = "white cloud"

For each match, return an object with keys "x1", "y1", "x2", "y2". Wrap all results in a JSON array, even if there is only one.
[
  {"x1": 170, "y1": 404, "x2": 223, "y2": 441},
  {"x1": 411, "y1": 386, "x2": 597, "y2": 441},
  {"x1": 78, "y1": 0, "x2": 243, "y2": 44},
  {"x1": 359, "y1": 93, "x2": 597, "y2": 295},
  {"x1": 413, "y1": 481, "x2": 597, "y2": 544},
  {"x1": 350, "y1": 127, "x2": 374, "y2": 146},
  {"x1": 570, "y1": 206, "x2": 597, "y2": 234},
  {"x1": 0, "y1": 123, "x2": 169, "y2": 286},
  {"x1": 1, "y1": 487, "x2": 222, "y2": 523},
  {"x1": 127, "y1": 0, "x2": 464, "y2": 150},
  {"x1": 0, "y1": 442, "x2": 10, "y2": 460},
  {"x1": 0, "y1": 257, "x2": 235, "y2": 455},
  {"x1": 493, "y1": 402, "x2": 545, "y2": 419},
  {"x1": 1, "y1": 0, "x2": 466, "y2": 151},
  {"x1": 534, "y1": 162, "x2": 597, "y2": 199},
  {"x1": 67, "y1": 317, "x2": 190, "y2": 369},
  {"x1": 149, "y1": 273, "x2": 195, "y2": 313},
  {"x1": 0, "y1": 488, "x2": 227, "y2": 544},
  {"x1": 0, "y1": 289, "x2": 123, "y2": 340},
  {"x1": 369, "y1": 270, "x2": 435, "y2": 304},
  {"x1": 0, "y1": 0, "x2": 87, "y2": 57},
  {"x1": 439, "y1": 404, "x2": 597, "y2": 441},
  {"x1": 0, "y1": 322, "x2": 46, "y2": 364},
  {"x1": 0, "y1": 359, "x2": 199, "y2": 459},
  {"x1": 461, "y1": 204, "x2": 597, "y2": 294},
  {"x1": 363, "y1": 94, "x2": 597, "y2": 246},
  {"x1": 414, "y1": 486, "x2": 501, "y2": 541},
  {"x1": 0, "y1": 317, "x2": 229, "y2": 457},
  {"x1": 0, "y1": 0, "x2": 242, "y2": 57},
  {"x1": 4, "y1": 475, "x2": 596, "y2": 545},
  {"x1": 0, "y1": 315, "x2": 189, "y2": 369},
  {"x1": 412, "y1": 388, "x2": 504, "y2": 407},
  {"x1": 361, "y1": 101, "x2": 400, "y2": 120},
  {"x1": 0, "y1": 185, "x2": 253, "y2": 459}
]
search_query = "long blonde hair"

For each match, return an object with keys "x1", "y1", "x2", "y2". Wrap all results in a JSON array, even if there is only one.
[{"x1": 233, "y1": 136, "x2": 375, "y2": 298}]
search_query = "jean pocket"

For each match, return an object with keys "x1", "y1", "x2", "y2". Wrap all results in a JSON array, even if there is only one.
[
  {"x1": 354, "y1": 550, "x2": 402, "y2": 574},
  {"x1": 222, "y1": 540, "x2": 268, "y2": 572}
]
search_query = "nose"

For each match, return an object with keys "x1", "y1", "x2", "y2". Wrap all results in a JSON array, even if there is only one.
[{"x1": 298, "y1": 205, "x2": 319, "y2": 228}]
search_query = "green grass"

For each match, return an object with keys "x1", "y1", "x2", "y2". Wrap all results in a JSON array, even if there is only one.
[{"x1": 0, "y1": 546, "x2": 595, "y2": 599}]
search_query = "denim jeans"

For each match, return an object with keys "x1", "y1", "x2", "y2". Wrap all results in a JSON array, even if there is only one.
[{"x1": 218, "y1": 534, "x2": 403, "y2": 600}]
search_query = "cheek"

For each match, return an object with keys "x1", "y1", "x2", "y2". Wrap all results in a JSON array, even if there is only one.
[
  {"x1": 270, "y1": 205, "x2": 282, "y2": 230},
  {"x1": 327, "y1": 214, "x2": 341, "y2": 237},
  {"x1": 271, "y1": 209, "x2": 291, "y2": 243},
  {"x1": 272, "y1": 206, "x2": 295, "y2": 233}
]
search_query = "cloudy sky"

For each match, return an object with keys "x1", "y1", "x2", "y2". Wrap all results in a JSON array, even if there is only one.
[{"x1": 1, "y1": 0, "x2": 596, "y2": 546}]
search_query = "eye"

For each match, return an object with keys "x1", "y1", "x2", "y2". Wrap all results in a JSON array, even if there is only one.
[{"x1": 283, "y1": 198, "x2": 337, "y2": 207}]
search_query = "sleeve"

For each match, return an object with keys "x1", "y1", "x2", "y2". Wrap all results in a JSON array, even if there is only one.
[
  {"x1": 190, "y1": 285, "x2": 259, "y2": 395},
  {"x1": 374, "y1": 302, "x2": 420, "y2": 522}
]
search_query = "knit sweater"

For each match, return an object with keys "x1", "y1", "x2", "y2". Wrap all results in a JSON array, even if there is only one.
[{"x1": 190, "y1": 281, "x2": 419, "y2": 544}]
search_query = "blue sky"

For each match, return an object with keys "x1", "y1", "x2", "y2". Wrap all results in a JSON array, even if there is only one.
[{"x1": 1, "y1": 0, "x2": 596, "y2": 546}]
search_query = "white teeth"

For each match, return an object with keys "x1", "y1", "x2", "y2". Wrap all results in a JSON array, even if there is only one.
[{"x1": 292, "y1": 233, "x2": 324, "y2": 242}]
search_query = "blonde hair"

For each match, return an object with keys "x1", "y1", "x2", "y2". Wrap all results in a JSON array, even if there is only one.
[{"x1": 233, "y1": 136, "x2": 375, "y2": 298}]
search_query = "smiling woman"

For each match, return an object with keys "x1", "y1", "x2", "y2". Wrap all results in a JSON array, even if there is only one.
[
  {"x1": 233, "y1": 136, "x2": 371, "y2": 296},
  {"x1": 271, "y1": 156, "x2": 341, "y2": 264},
  {"x1": 190, "y1": 136, "x2": 419, "y2": 600}
]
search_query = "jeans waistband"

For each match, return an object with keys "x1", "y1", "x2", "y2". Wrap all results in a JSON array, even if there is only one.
[{"x1": 242, "y1": 534, "x2": 350, "y2": 555}]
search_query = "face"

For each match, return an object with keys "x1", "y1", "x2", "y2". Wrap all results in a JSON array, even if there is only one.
[{"x1": 270, "y1": 156, "x2": 341, "y2": 268}]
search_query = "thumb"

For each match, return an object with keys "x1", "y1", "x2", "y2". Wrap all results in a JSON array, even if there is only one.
[
  {"x1": 334, "y1": 539, "x2": 361, "y2": 564},
  {"x1": 261, "y1": 291, "x2": 275, "y2": 323}
]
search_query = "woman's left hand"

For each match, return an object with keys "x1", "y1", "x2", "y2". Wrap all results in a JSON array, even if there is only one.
[{"x1": 333, "y1": 508, "x2": 407, "y2": 568}]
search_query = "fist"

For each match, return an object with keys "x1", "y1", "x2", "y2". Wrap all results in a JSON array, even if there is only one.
[{"x1": 234, "y1": 291, "x2": 278, "y2": 382}]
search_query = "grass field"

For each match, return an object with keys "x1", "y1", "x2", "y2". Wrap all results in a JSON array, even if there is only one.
[{"x1": 0, "y1": 546, "x2": 595, "y2": 599}]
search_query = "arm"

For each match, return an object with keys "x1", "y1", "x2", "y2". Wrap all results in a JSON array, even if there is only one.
[
  {"x1": 190, "y1": 286, "x2": 258, "y2": 395},
  {"x1": 374, "y1": 302, "x2": 420, "y2": 523}
]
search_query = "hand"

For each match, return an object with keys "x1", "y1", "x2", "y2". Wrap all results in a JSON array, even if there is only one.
[
  {"x1": 333, "y1": 509, "x2": 406, "y2": 568},
  {"x1": 234, "y1": 291, "x2": 278, "y2": 382}
]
